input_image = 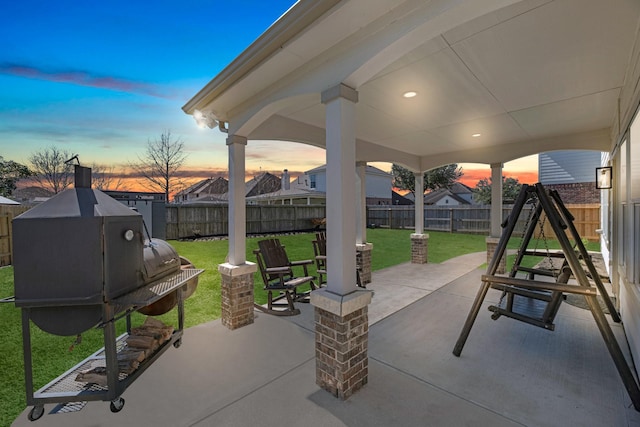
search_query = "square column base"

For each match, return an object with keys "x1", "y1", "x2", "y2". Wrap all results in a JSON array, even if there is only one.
[
  {"x1": 486, "y1": 237, "x2": 506, "y2": 274},
  {"x1": 410, "y1": 233, "x2": 429, "y2": 264},
  {"x1": 218, "y1": 262, "x2": 257, "y2": 330},
  {"x1": 311, "y1": 289, "x2": 372, "y2": 400},
  {"x1": 356, "y1": 243, "x2": 373, "y2": 285}
]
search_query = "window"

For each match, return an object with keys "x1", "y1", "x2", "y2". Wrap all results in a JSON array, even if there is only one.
[{"x1": 309, "y1": 175, "x2": 316, "y2": 189}]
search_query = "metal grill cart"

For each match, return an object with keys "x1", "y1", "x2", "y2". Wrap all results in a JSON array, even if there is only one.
[{"x1": 11, "y1": 165, "x2": 203, "y2": 422}]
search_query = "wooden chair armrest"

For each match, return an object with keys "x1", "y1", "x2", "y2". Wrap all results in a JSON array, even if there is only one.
[
  {"x1": 290, "y1": 259, "x2": 312, "y2": 276},
  {"x1": 266, "y1": 266, "x2": 292, "y2": 274}
]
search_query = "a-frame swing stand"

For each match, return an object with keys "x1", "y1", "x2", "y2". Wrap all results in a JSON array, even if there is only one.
[{"x1": 452, "y1": 183, "x2": 640, "y2": 411}]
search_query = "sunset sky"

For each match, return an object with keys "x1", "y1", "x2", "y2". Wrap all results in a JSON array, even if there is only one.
[{"x1": 0, "y1": 0, "x2": 537, "y2": 194}]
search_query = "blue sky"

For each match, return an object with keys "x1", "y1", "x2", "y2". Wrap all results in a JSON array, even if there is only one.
[
  {"x1": 0, "y1": 0, "x2": 329, "y2": 181},
  {"x1": 0, "y1": 0, "x2": 536, "y2": 188}
]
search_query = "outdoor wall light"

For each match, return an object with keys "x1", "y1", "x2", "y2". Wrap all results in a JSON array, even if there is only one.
[
  {"x1": 596, "y1": 166, "x2": 613, "y2": 189},
  {"x1": 472, "y1": 133, "x2": 481, "y2": 137},
  {"x1": 403, "y1": 91, "x2": 417, "y2": 98},
  {"x1": 193, "y1": 109, "x2": 219, "y2": 129}
]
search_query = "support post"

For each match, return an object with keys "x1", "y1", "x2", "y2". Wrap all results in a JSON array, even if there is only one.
[
  {"x1": 411, "y1": 233, "x2": 429, "y2": 264},
  {"x1": 227, "y1": 135, "x2": 248, "y2": 265},
  {"x1": 414, "y1": 172, "x2": 424, "y2": 234},
  {"x1": 487, "y1": 163, "x2": 506, "y2": 273},
  {"x1": 356, "y1": 243, "x2": 373, "y2": 285},
  {"x1": 218, "y1": 134, "x2": 256, "y2": 330},
  {"x1": 410, "y1": 171, "x2": 428, "y2": 263},
  {"x1": 356, "y1": 162, "x2": 367, "y2": 245},
  {"x1": 313, "y1": 83, "x2": 372, "y2": 400}
]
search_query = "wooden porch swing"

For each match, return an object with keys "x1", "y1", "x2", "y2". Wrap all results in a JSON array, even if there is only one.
[{"x1": 452, "y1": 183, "x2": 640, "y2": 411}]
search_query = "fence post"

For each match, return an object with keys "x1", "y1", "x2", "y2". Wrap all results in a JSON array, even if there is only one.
[{"x1": 449, "y1": 208, "x2": 454, "y2": 233}]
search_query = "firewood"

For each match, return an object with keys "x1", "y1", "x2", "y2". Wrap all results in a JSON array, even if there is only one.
[
  {"x1": 143, "y1": 317, "x2": 166, "y2": 329},
  {"x1": 117, "y1": 350, "x2": 146, "y2": 363},
  {"x1": 126, "y1": 335, "x2": 158, "y2": 350},
  {"x1": 75, "y1": 367, "x2": 107, "y2": 386},
  {"x1": 118, "y1": 359, "x2": 139, "y2": 375},
  {"x1": 131, "y1": 327, "x2": 163, "y2": 340}
]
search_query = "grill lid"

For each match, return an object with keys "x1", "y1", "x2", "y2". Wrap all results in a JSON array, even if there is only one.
[{"x1": 142, "y1": 239, "x2": 180, "y2": 283}]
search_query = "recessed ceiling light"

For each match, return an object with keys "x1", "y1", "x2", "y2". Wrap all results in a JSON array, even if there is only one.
[
  {"x1": 403, "y1": 91, "x2": 417, "y2": 98},
  {"x1": 472, "y1": 133, "x2": 481, "y2": 137}
]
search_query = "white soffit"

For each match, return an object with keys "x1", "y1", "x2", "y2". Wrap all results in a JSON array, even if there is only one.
[
  {"x1": 428, "y1": 113, "x2": 528, "y2": 152},
  {"x1": 361, "y1": 47, "x2": 505, "y2": 130},
  {"x1": 511, "y1": 89, "x2": 621, "y2": 138},
  {"x1": 450, "y1": 0, "x2": 640, "y2": 112}
]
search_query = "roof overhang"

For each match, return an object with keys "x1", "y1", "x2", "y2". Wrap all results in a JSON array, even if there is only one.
[{"x1": 184, "y1": 0, "x2": 640, "y2": 171}]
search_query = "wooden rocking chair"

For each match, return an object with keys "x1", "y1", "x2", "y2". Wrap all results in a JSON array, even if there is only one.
[
  {"x1": 311, "y1": 231, "x2": 327, "y2": 286},
  {"x1": 253, "y1": 238, "x2": 317, "y2": 316},
  {"x1": 311, "y1": 231, "x2": 364, "y2": 288}
]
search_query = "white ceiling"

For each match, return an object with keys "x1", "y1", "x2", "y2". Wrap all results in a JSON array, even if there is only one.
[{"x1": 186, "y1": 0, "x2": 640, "y2": 170}]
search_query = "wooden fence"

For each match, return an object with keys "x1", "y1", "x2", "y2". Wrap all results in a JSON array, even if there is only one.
[
  {"x1": 0, "y1": 202, "x2": 600, "y2": 265},
  {"x1": 0, "y1": 201, "x2": 601, "y2": 265},
  {"x1": 166, "y1": 204, "x2": 327, "y2": 239},
  {"x1": 367, "y1": 204, "x2": 601, "y2": 241},
  {"x1": 0, "y1": 205, "x2": 30, "y2": 267},
  {"x1": 167, "y1": 203, "x2": 600, "y2": 241}
]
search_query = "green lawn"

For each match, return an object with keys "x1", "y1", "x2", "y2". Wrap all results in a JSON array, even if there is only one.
[{"x1": 0, "y1": 229, "x2": 596, "y2": 425}]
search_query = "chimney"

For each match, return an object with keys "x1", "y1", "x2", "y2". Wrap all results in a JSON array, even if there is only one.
[
  {"x1": 281, "y1": 169, "x2": 290, "y2": 191},
  {"x1": 74, "y1": 165, "x2": 92, "y2": 188}
]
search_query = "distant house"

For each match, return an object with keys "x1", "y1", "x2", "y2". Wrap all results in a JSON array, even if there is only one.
[
  {"x1": 10, "y1": 186, "x2": 54, "y2": 206},
  {"x1": 245, "y1": 172, "x2": 282, "y2": 197},
  {"x1": 445, "y1": 182, "x2": 474, "y2": 204},
  {"x1": 174, "y1": 177, "x2": 229, "y2": 204},
  {"x1": 391, "y1": 191, "x2": 413, "y2": 205},
  {"x1": 403, "y1": 182, "x2": 474, "y2": 206},
  {"x1": 247, "y1": 171, "x2": 326, "y2": 205},
  {"x1": 178, "y1": 166, "x2": 392, "y2": 206},
  {"x1": 423, "y1": 188, "x2": 470, "y2": 206},
  {"x1": 305, "y1": 164, "x2": 392, "y2": 205},
  {"x1": 538, "y1": 150, "x2": 600, "y2": 204},
  {"x1": 0, "y1": 195, "x2": 20, "y2": 205}
]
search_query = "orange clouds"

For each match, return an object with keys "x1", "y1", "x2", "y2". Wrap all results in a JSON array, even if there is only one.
[{"x1": 459, "y1": 168, "x2": 538, "y2": 189}]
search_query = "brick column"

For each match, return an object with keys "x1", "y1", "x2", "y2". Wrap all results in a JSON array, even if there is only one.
[
  {"x1": 356, "y1": 243, "x2": 373, "y2": 285},
  {"x1": 410, "y1": 233, "x2": 429, "y2": 264},
  {"x1": 218, "y1": 262, "x2": 257, "y2": 330},
  {"x1": 311, "y1": 289, "x2": 372, "y2": 400},
  {"x1": 485, "y1": 237, "x2": 506, "y2": 274}
]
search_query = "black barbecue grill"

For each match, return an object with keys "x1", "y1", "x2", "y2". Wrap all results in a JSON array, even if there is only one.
[{"x1": 10, "y1": 165, "x2": 203, "y2": 422}]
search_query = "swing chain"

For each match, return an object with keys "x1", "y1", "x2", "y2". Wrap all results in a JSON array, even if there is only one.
[
  {"x1": 510, "y1": 193, "x2": 537, "y2": 277},
  {"x1": 537, "y1": 212, "x2": 558, "y2": 278}
]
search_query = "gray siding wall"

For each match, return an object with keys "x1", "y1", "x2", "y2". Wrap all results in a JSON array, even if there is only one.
[{"x1": 538, "y1": 150, "x2": 601, "y2": 184}]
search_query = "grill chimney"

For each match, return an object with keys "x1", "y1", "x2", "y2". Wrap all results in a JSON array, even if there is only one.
[{"x1": 75, "y1": 165, "x2": 92, "y2": 188}]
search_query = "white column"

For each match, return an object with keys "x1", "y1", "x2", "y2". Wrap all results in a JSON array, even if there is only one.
[
  {"x1": 322, "y1": 84, "x2": 358, "y2": 296},
  {"x1": 414, "y1": 172, "x2": 424, "y2": 234},
  {"x1": 490, "y1": 163, "x2": 503, "y2": 237},
  {"x1": 227, "y1": 134, "x2": 248, "y2": 265},
  {"x1": 355, "y1": 161, "x2": 367, "y2": 244}
]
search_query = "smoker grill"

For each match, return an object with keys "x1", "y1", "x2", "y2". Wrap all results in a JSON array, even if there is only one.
[{"x1": 11, "y1": 165, "x2": 203, "y2": 422}]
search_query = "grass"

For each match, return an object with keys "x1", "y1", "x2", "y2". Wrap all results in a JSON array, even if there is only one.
[{"x1": 0, "y1": 229, "x2": 596, "y2": 425}]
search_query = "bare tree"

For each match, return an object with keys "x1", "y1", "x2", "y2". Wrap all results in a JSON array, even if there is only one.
[
  {"x1": 130, "y1": 130, "x2": 187, "y2": 202},
  {"x1": 28, "y1": 146, "x2": 74, "y2": 194},
  {"x1": 91, "y1": 164, "x2": 129, "y2": 191}
]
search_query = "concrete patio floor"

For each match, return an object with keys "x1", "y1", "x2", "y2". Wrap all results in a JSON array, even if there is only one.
[{"x1": 13, "y1": 252, "x2": 640, "y2": 426}]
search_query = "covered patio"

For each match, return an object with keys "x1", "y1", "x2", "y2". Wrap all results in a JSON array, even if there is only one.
[
  {"x1": 12, "y1": 258, "x2": 639, "y2": 426},
  {"x1": 181, "y1": 0, "x2": 640, "y2": 405}
]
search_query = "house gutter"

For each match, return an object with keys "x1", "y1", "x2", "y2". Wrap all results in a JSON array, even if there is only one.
[{"x1": 182, "y1": 0, "x2": 342, "y2": 117}]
